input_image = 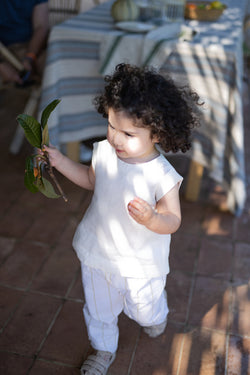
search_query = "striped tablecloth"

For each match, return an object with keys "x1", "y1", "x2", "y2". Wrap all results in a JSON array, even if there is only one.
[{"x1": 39, "y1": 0, "x2": 247, "y2": 214}]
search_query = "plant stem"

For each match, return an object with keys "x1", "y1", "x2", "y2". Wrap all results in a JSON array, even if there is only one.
[
  {"x1": 47, "y1": 165, "x2": 68, "y2": 202},
  {"x1": 42, "y1": 152, "x2": 68, "y2": 202}
]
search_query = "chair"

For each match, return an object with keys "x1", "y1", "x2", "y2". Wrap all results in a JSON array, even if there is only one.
[
  {"x1": 8, "y1": 0, "x2": 83, "y2": 155},
  {"x1": 0, "y1": 41, "x2": 41, "y2": 155},
  {"x1": 48, "y1": 0, "x2": 81, "y2": 26}
]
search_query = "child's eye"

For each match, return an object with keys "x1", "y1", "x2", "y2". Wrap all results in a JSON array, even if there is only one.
[
  {"x1": 108, "y1": 123, "x2": 115, "y2": 130},
  {"x1": 125, "y1": 132, "x2": 133, "y2": 137}
]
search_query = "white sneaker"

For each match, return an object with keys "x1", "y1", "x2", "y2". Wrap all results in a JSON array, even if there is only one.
[
  {"x1": 81, "y1": 350, "x2": 116, "y2": 375},
  {"x1": 143, "y1": 319, "x2": 167, "y2": 338}
]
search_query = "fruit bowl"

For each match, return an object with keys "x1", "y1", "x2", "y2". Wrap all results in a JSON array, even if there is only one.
[{"x1": 184, "y1": 1, "x2": 226, "y2": 21}]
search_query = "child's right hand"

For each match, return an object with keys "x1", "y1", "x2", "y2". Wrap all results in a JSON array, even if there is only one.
[
  {"x1": 40, "y1": 144, "x2": 95, "y2": 191},
  {"x1": 41, "y1": 144, "x2": 64, "y2": 169}
]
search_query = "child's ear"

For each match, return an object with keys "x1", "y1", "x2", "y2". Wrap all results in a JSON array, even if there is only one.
[{"x1": 152, "y1": 134, "x2": 160, "y2": 144}]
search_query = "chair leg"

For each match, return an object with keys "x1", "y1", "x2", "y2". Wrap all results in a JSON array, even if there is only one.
[
  {"x1": 9, "y1": 124, "x2": 26, "y2": 155},
  {"x1": 185, "y1": 159, "x2": 203, "y2": 201},
  {"x1": 9, "y1": 86, "x2": 41, "y2": 154},
  {"x1": 66, "y1": 141, "x2": 80, "y2": 162}
]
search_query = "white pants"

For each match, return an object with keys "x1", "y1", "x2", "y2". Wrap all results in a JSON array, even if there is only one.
[{"x1": 81, "y1": 264, "x2": 168, "y2": 353}]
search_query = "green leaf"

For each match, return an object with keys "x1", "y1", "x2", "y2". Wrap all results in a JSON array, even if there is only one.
[
  {"x1": 17, "y1": 114, "x2": 42, "y2": 148},
  {"x1": 24, "y1": 156, "x2": 39, "y2": 193},
  {"x1": 42, "y1": 123, "x2": 49, "y2": 146},
  {"x1": 35, "y1": 176, "x2": 61, "y2": 199},
  {"x1": 41, "y1": 99, "x2": 61, "y2": 129}
]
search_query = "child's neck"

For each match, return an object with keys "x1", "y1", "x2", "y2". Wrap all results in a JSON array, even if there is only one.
[{"x1": 118, "y1": 149, "x2": 160, "y2": 164}]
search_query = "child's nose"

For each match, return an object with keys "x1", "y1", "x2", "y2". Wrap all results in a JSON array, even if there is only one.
[{"x1": 113, "y1": 131, "x2": 122, "y2": 145}]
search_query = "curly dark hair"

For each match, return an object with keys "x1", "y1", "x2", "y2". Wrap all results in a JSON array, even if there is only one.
[{"x1": 94, "y1": 63, "x2": 202, "y2": 153}]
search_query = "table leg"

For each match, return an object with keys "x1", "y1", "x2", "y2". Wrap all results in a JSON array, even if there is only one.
[
  {"x1": 9, "y1": 86, "x2": 41, "y2": 154},
  {"x1": 185, "y1": 159, "x2": 204, "y2": 201},
  {"x1": 66, "y1": 141, "x2": 80, "y2": 162}
]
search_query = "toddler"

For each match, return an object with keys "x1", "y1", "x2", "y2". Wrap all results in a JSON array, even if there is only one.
[{"x1": 43, "y1": 63, "x2": 201, "y2": 375}]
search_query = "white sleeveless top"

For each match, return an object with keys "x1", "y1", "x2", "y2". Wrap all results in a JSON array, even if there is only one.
[{"x1": 73, "y1": 140, "x2": 182, "y2": 278}]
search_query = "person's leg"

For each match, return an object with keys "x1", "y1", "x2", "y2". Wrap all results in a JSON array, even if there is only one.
[
  {"x1": 123, "y1": 276, "x2": 168, "y2": 337},
  {"x1": 81, "y1": 265, "x2": 124, "y2": 374},
  {"x1": 81, "y1": 264, "x2": 124, "y2": 353}
]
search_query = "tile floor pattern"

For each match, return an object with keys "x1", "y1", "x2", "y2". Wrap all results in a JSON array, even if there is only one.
[{"x1": 0, "y1": 68, "x2": 250, "y2": 375}]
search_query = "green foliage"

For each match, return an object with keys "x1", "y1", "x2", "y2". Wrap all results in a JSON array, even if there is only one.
[
  {"x1": 24, "y1": 156, "x2": 39, "y2": 193},
  {"x1": 17, "y1": 99, "x2": 67, "y2": 201},
  {"x1": 35, "y1": 177, "x2": 61, "y2": 199},
  {"x1": 42, "y1": 123, "x2": 49, "y2": 146},
  {"x1": 41, "y1": 99, "x2": 61, "y2": 129},
  {"x1": 16, "y1": 114, "x2": 42, "y2": 148}
]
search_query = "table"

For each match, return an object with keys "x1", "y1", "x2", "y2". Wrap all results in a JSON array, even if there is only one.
[{"x1": 39, "y1": 0, "x2": 247, "y2": 215}]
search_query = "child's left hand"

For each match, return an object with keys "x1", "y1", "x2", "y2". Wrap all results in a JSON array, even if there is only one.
[{"x1": 128, "y1": 197, "x2": 156, "y2": 226}]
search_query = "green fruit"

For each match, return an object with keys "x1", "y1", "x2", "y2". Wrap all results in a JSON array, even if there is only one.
[
  {"x1": 210, "y1": 1, "x2": 224, "y2": 9},
  {"x1": 111, "y1": 0, "x2": 139, "y2": 22}
]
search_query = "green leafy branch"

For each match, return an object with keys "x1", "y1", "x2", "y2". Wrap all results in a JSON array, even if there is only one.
[{"x1": 17, "y1": 99, "x2": 68, "y2": 202}]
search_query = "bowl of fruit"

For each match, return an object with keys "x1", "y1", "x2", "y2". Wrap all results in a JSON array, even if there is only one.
[{"x1": 185, "y1": 1, "x2": 226, "y2": 21}]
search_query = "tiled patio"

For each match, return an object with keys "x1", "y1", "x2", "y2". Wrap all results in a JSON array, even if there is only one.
[{"x1": 0, "y1": 65, "x2": 250, "y2": 374}]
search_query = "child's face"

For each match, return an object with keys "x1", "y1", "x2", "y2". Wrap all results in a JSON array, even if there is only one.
[{"x1": 107, "y1": 108, "x2": 159, "y2": 163}]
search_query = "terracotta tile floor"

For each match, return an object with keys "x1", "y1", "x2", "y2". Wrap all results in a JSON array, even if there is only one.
[{"x1": 0, "y1": 66, "x2": 249, "y2": 375}]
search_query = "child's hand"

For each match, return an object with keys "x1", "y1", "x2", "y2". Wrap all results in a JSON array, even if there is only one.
[
  {"x1": 41, "y1": 144, "x2": 64, "y2": 168},
  {"x1": 128, "y1": 197, "x2": 156, "y2": 226}
]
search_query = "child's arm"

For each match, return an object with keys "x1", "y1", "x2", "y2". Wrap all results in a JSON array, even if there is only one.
[
  {"x1": 127, "y1": 183, "x2": 181, "y2": 234},
  {"x1": 42, "y1": 145, "x2": 95, "y2": 190}
]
